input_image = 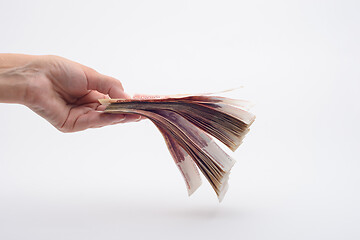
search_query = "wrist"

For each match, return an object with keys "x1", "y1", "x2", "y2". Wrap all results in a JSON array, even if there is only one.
[
  {"x1": 0, "y1": 54, "x2": 41, "y2": 105},
  {"x1": 0, "y1": 69, "x2": 27, "y2": 104}
]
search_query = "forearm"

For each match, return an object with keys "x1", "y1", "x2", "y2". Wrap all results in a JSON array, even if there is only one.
[
  {"x1": 0, "y1": 54, "x2": 38, "y2": 104},
  {"x1": 0, "y1": 53, "x2": 37, "y2": 72}
]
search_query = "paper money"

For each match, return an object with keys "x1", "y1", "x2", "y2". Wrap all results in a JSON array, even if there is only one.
[
  {"x1": 99, "y1": 93, "x2": 255, "y2": 202},
  {"x1": 159, "y1": 127, "x2": 202, "y2": 196}
]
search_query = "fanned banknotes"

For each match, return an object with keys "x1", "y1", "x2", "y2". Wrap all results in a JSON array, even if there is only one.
[{"x1": 99, "y1": 93, "x2": 255, "y2": 202}]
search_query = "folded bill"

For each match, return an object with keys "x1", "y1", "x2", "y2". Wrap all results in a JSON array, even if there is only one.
[{"x1": 99, "y1": 93, "x2": 255, "y2": 202}]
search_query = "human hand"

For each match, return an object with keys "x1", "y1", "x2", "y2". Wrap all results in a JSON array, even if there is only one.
[{"x1": 0, "y1": 54, "x2": 142, "y2": 132}]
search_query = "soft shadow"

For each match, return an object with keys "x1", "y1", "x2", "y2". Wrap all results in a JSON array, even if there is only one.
[{"x1": 162, "y1": 206, "x2": 244, "y2": 220}]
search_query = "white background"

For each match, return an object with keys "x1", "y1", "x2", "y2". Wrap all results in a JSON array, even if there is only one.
[{"x1": 1, "y1": 0, "x2": 359, "y2": 239}]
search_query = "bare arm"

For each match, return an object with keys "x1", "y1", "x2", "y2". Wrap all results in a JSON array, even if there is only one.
[{"x1": 0, "y1": 54, "x2": 141, "y2": 132}]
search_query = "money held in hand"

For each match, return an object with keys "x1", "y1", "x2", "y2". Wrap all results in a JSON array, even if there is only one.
[{"x1": 99, "y1": 93, "x2": 255, "y2": 202}]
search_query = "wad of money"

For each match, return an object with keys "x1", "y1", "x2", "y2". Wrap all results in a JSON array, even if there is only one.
[{"x1": 99, "y1": 92, "x2": 255, "y2": 202}]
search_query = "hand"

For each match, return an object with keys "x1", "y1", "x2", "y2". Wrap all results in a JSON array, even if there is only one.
[{"x1": 0, "y1": 54, "x2": 141, "y2": 132}]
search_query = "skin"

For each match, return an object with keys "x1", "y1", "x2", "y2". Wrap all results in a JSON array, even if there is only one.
[{"x1": 0, "y1": 54, "x2": 142, "y2": 132}]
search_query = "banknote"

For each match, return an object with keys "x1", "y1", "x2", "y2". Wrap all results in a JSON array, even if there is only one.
[{"x1": 99, "y1": 93, "x2": 255, "y2": 202}]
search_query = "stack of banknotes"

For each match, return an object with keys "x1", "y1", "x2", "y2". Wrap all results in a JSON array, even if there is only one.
[{"x1": 99, "y1": 92, "x2": 255, "y2": 202}]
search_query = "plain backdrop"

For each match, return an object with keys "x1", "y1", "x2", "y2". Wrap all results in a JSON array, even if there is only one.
[{"x1": 1, "y1": 0, "x2": 359, "y2": 239}]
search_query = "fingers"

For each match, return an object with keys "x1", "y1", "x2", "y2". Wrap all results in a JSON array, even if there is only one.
[
  {"x1": 74, "y1": 90, "x2": 144, "y2": 122},
  {"x1": 82, "y1": 66, "x2": 130, "y2": 99},
  {"x1": 60, "y1": 105, "x2": 143, "y2": 132},
  {"x1": 75, "y1": 90, "x2": 108, "y2": 106},
  {"x1": 119, "y1": 113, "x2": 143, "y2": 123},
  {"x1": 74, "y1": 112, "x2": 142, "y2": 131}
]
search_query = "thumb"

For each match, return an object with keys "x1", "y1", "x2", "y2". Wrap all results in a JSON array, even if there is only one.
[{"x1": 82, "y1": 66, "x2": 130, "y2": 99}]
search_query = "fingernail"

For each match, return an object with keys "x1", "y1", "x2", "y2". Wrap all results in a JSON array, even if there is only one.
[{"x1": 113, "y1": 116, "x2": 126, "y2": 123}]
